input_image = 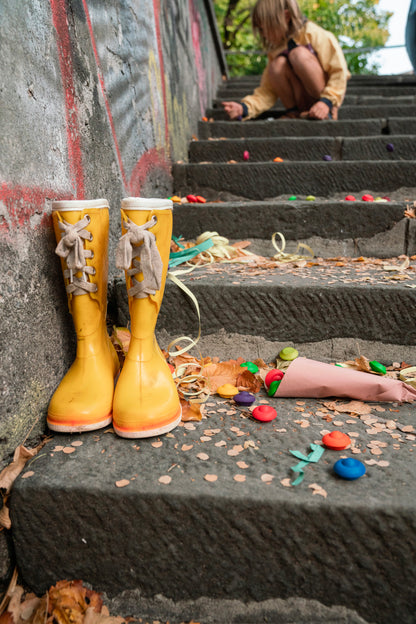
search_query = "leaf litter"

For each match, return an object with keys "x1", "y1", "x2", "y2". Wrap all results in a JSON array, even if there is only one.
[{"x1": 0, "y1": 579, "x2": 125, "y2": 624}]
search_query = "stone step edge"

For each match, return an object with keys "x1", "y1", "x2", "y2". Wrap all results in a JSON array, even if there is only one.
[
  {"x1": 113, "y1": 271, "x2": 416, "y2": 345},
  {"x1": 155, "y1": 328, "x2": 416, "y2": 367},
  {"x1": 172, "y1": 161, "x2": 416, "y2": 199},
  {"x1": 188, "y1": 135, "x2": 416, "y2": 163},
  {"x1": 197, "y1": 118, "x2": 416, "y2": 139}
]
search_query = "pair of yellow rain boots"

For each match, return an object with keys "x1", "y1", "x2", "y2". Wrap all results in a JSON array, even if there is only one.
[{"x1": 47, "y1": 197, "x2": 181, "y2": 438}]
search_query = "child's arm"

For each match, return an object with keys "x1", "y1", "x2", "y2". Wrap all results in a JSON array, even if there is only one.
[
  {"x1": 222, "y1": 62, "x2": 279, "y2": 120},
  {"x1": 308, "y1": 25, "x2": 350, "y2": 110},
  {"x1": 239, "y1": 66, "x2": 279, "y2": 119}
]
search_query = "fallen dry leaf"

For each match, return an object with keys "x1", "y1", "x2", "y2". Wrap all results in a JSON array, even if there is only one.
[
  {"x1": 201, "y1": 360, "x2": 245, "y2": 393},
  {"x1": 180, "y1": 400, "x2": 202, "y2": 422},
  {"x1": 325, "y1": 400, "x2": 373, "y2": 415},
  {"x1": 110, "y1": 327, "x2": 131, "y2": 365},
  {"x1": 235, "y1": 370, "x2": 262, "y2": 393},
  {"x1": 84, "y1": 607, "x2": 125, "y2": 624},
  {"x1": 1, "y1": 579, "x2": 126, "y2": 624},
  {"x1": 0, "y1": 442, "x2": 47, "y2": 495}
]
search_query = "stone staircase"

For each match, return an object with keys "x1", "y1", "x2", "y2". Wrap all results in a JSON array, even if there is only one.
[
  {"x1": 161, "y1": 74, "x2": 416, "y2": 358},
  {"x1": 9, "y1": 75, "x2": 416, "y2": 624}
]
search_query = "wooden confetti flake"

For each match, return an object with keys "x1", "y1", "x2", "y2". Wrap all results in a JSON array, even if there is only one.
[
  {"x1": 21, "y1": 471, "x2": 34, "y2": 479},
  {"x1": 308, "y1": 483, "x2": 328, "y2": 498},
  {"x1": 234, "y1": 474, "x2": 246, "y2": 482},
  {"x1": 181, "y1": 444, "x2": 194, "y2": 451},
  {"x1": 152, "y1": 441, "x2": 163, "y2": 448},
  {"x1": 159, "y1": 475, "x2": 172, "y2": 485},
  {"x1": 236, "y1": 461, "x2": 249, "y2": 469},
  {"x1": 197, "y1": 453, "x2": 209, "y2": 461},
  {"x1": 204, "y1": 474, "x2": 218, "y2": 482},
  {"x1": 63, "y1": 447, "x2": 76, "y2": 454},
  {"x1": 115, "y1": 479, "x2": 130, "y2": 488},
  {"x1": 261, "y1": 473, "x2": 274, "y2": 483},
  {"x1": 71, "y1": 441, "x2": 83, "y2": 447}
]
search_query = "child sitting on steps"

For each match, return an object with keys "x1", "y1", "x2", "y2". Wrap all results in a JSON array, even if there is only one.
[{"x1": 222, "y1": 0, "x2": 350, "y2": 121}]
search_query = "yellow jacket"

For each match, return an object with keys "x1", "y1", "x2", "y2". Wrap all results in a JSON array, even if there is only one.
[{"x1": 241, "y1": 20, "x2": 350, "y2": 119}]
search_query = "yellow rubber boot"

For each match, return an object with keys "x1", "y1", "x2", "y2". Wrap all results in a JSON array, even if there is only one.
[
  {"x1": 47, "y1": 199, "x2": 120, "y2": 433},
  {"x1": 113, "y1": 198, "x2": 181, "y2": 438}
]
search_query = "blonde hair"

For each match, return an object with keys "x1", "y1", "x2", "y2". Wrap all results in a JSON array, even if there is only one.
[{"x1": 252, "y1": 0, "x2": 305, "y2": 47}]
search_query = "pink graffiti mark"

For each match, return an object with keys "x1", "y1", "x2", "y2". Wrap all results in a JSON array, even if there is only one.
[
  {"x1": 82, "y1": 0, "x2": 170, "y2": 195},
  {"x1": 0, "y1": 183, "x2": 70, "y2": 236},
  {"x1": 81, "y1": 0, "x2": 128, "y2": 190},
  {"x1": 152, "y1": 0, "x2": 170, "y2": 147},
  {"x1": 129, "y1": 148, "x2": 171, "y2": 197},
  {"x1": 50, "y1": 0, "x2": 85, "y2": 199},
  {"x1": 189, "y1": 0, "x2": 207, "y2": 116}
]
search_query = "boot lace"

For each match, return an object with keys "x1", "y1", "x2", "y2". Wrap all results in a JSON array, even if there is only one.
[
  {"x1": 116, "y1": 215, "x2": 163, "y2": 298},
  {"x1": 55, "y1": 214, "x2": 97, "y2": 295}
]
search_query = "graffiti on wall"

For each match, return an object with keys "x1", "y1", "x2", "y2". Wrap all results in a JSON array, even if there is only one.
[{"x1": 0, "y1": 0, "x2": 216, "y2": 242}]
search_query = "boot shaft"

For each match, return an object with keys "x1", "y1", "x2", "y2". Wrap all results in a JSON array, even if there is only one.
[
  {"x1": 52, "y1": 199, "x2": 110, "y2": 313},
  {"x1": 116, "y1": 197, "x2": 173, "y2": 341}
]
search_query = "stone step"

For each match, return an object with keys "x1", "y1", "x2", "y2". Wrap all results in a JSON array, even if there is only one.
[
  {"x1": 145, "y1": 262, "x2": 416, "y2": 344},
  {"x1": 188, "y1": 135, "x2": 416, "y2": 163},
  {"x1": 206, "y1": 104, "x2": 416, "y2": 121},
  {"x1": 173, "y1": 160, "x2": 416, "y2": 199},
  {"x1": 197, "y1": 117, "x2": 416, "y2": 139},
  {"x1": 10, "y1": 390, "x2": 416, "y2": 624},
  {"x1": 172, "y1": 200, "x2": 415, "y2": 259},
  {"x1": 213, "y1": 95, "x2": 416, "y2": 107},
  {"x1": 225, "y1": 73, "x2": 416, "y2": 86},
  {"x1": 216, "y1": 85, "x2": 416, "y2": 98}
]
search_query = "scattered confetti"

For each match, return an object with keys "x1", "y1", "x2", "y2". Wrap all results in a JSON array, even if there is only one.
[
  {"x1": 261, "y1": 473, "x2": 274, "y2": 483},
  {"x1": 280, "y1": 478, "x2": 292, "y2": 487},
  {"x1": 71, "y1": 441, "x2": 83, "y2": 447},
  {"x1": 204, "y1": 474, "x2": 218, "y2": 482},
  {"x1": 197, "y1": 453, "x2": 210, "y2": 461},
  {"x1": 308, "y1": 483, "x2": 328, "y2": 498},
  {"x1": 236, "y1": 461, "x2": 249, "y2": 469},
  {"x1": 181, "y1": 444, "x2": 194, "y2": 451},
  {"x1": 152, "y1": 441, "x2": 163, "y2": 448},
  {"x1": 115, "y1": 479, "x2": 130, "y2": 488},
  {"x1": 234, "y1": 474, "x2": 246, "y2": 482},
  {"x1": 62, "y1": 447, "x2": 76, "y2": 454},
  {"x1": 158, "y1": 475, "x2": 172, "y2": 485},
  {"x1": 21, "y1": 471, "x2": 34, "y2": 479}
]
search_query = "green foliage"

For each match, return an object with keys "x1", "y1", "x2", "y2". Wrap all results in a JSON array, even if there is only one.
[{"x1": 213, "y1": 0, "x2": 392, "y2": 75}]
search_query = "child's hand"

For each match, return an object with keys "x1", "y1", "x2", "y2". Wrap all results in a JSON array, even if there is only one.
[
  {"x1": 222, "y1": 101, "x2": 244, "y2": 119},
  {"x1": 303, "y1": 101, "x2": 331, "y2": 120}
]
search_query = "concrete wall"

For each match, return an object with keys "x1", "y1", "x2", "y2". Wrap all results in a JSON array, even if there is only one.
[{"x1": 0, "y1": 0, "x2": 223, "y2": 466}]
